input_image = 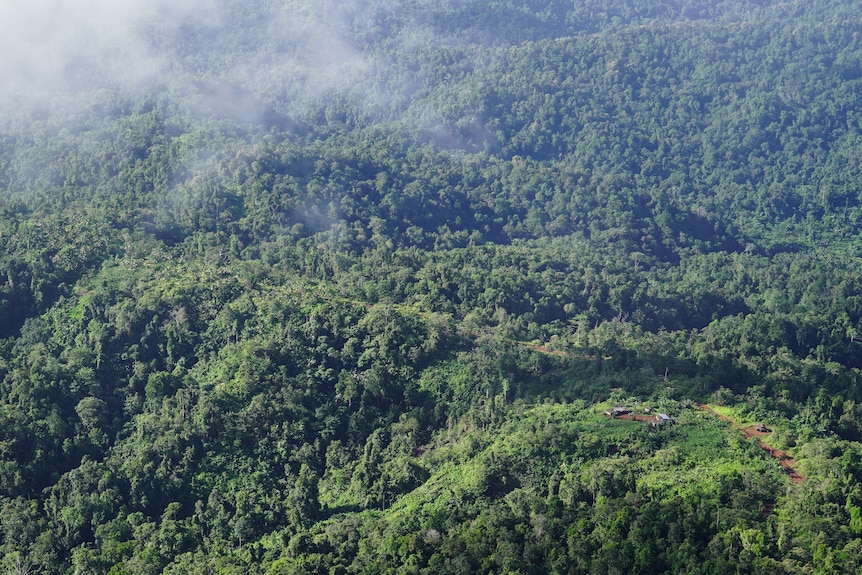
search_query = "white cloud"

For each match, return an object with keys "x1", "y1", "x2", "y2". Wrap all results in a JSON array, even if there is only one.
[
  {"x1": 0, "y1": 0, "x2": 430, "y2": 125},
  {"x1": 0, "y1": 0, "x2": 221, "y2": 95}
]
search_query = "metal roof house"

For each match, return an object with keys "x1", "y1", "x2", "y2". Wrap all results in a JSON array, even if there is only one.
[
  {"x1": 651, "y1": 413, "x2": 673, "y2": 426},
  {"x1": 604, "y1": 406, "x2": 630, "y2": 418}
]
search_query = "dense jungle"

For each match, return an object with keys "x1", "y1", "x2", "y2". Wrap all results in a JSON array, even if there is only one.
[{"x1": 3, "y1": 1, "x2": 862, "y2": 573}]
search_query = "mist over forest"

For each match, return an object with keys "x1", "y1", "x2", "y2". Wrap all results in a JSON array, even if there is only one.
[{"x1": 3, "y1": 1, "x2": 862, "y2": 574}]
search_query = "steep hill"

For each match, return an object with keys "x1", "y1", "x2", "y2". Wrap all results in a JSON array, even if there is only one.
[{"x1": 2, "y1": 1, "x2": 862, "y2": 573}]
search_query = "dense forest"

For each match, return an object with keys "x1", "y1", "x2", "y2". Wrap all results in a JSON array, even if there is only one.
[{"x1": 3, "y1": 0, "x2": 862, "y2": 573}]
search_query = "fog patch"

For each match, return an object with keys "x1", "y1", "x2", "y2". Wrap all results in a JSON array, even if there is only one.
[
  {"x1": 0, "y1": 0, "x2": 504, "y2": 137},
  {"x1": 0, "y1": 0, "x2": 222, "y2": 98}
]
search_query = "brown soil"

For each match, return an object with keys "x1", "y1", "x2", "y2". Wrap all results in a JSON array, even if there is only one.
[
  {"x1": 615, "y1": 413, "x2": 655, "y2": 423},
  {"x1": 697, "y1": 404, "x2": 804, "y2": 484}
]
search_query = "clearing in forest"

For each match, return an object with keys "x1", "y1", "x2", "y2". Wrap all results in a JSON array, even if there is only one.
[{"x1": 697, "y1": 404, "x2": 804, "y2": 484}]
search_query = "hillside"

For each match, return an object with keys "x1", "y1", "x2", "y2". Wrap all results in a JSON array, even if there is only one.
[{"x1": 3, "y1": 1, "x2": 862, "y2": 573}]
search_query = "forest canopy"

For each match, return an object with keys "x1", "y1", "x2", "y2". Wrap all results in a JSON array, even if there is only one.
[{"x1": 2, "y1": 1, "x2": 862, "y2": 573}]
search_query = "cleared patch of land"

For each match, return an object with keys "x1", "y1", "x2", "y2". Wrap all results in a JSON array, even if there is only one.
[{"x1": 698, "y1": 404, "x2": 804, "y2": 484}]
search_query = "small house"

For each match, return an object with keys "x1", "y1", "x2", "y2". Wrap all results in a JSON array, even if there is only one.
[
  {"x1": 605, "y1": 406, "x2": 630, "y2": 418},
  {"x1": 651, "y1": 413, "x2": 673, "y2": 427},
  {"x1": 753, "y1": 423, "x2": 771, "y2": 433}
]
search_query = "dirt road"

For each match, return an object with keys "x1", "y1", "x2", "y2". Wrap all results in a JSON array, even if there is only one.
[{"x1": 697, "y1": 404, "x2": 804, "y2": 484}]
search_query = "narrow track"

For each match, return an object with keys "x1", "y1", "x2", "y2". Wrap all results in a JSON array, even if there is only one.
[{"x1": 697, "y1": 404, "x2": 804, "y2": 484}]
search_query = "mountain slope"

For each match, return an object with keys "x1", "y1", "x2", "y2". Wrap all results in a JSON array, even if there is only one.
[{"x1": 3, "y1": 1, "x2": 862, "y2": 573}]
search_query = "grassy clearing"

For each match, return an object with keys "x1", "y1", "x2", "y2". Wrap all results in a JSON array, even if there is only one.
[{"x1": 705, "y1": 403, "x2": 759, "y2": 428}]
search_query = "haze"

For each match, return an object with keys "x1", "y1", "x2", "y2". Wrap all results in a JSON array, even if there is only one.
[{"x1": 0, "y1": 0, "x2": 386, "y2": 121}]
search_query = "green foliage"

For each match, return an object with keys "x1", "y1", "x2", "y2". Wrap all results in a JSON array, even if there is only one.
[{"x1": 4, "y1": 0, "x2": 862, "y2": 573}]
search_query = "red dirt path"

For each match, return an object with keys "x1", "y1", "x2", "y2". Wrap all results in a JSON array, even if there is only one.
[
  {"x1": 697, "y1": 404, "x2": 804, "y2": 484},
  {"x1": 616, "y1": 413, "x2": 655, "y2": 423}
]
